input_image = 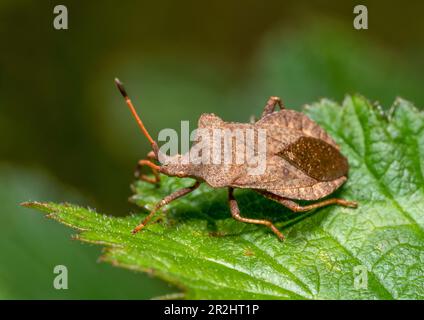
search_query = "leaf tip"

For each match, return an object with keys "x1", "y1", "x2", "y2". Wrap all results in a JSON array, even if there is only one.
[{"x1": 20, "y1": 201, "x2": 50, "y2": 211}]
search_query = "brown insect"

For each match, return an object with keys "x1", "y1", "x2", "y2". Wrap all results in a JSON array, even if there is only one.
[{"x1": 115, "y1": 78, "x2": 357, "y2": 240}]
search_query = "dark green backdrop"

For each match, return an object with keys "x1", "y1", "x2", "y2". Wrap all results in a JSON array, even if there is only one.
[{"x1": 0, "y1": 0, "x2": 423, "y2": 299}]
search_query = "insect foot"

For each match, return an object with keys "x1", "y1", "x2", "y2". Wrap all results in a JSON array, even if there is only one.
[{"x1": 340, "y1": 200, "x2": 358, "y2": 208}]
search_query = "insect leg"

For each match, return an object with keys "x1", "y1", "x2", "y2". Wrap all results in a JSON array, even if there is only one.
[
  {"x1": 259, "y1": 191, "x2": 358, "y2": 212},
  {"x1": 132, "y1": 181, "x2": 201, "y2": 234},
  {"x1": 135, "y1": 157, "x2": 161, "y2": 184},
  {"x1": 261, "y1": 96, "x2": 284, "y2": 118},
  {"x1": 228, "y1": 187, "x2": 285, "y2": 240}
]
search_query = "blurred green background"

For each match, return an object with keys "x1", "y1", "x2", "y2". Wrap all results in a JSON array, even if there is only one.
[{"x1": 0, "y1": 0, "x2": 423, "y2": 299}]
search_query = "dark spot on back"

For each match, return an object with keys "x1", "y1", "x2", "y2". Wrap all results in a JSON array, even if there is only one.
[{"x1": 278, "y1": 136, "x2": 348, "y2": 181}]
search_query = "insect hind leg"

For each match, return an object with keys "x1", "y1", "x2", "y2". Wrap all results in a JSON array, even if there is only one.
[
  {"x1": 228, "y1": 188, "x2": 285, "y2": 240},
  {"x1": 259, "y1": 190, "x2": 358, "y2": 212}
]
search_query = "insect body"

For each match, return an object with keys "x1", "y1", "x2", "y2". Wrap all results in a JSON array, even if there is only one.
[{"x1": 115, "y1": 79, "x2": 357, "y2": 240}]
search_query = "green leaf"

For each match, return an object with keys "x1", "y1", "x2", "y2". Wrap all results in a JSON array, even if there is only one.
[
  {"x1": 22, "y1": 95, "x2": 424, "y2": 299},
  {"x1": 0, "y1": 165, "x2": 170, "y2": 299}
]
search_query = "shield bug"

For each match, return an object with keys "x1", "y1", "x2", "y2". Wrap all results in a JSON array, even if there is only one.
[{"x1": 115, "y1": 78, "x2": 357, "y2": 240}]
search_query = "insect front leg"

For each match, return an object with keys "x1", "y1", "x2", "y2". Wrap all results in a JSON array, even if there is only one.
[
  {"x1": 260, "y1": 96, "x2": 284, "y2": 118},
  {"x1": 228, "y1": 188, "x2": 285, "y2": 240},
  {"x1": 132, "y1": 181, "x2": 201, "y2": 234},
  {"x1": 259, "y1": 191, "x2": 358, "y2": 212},
  {"x1": 135, "y1": 152, "x2": 161, "y2": 184}
]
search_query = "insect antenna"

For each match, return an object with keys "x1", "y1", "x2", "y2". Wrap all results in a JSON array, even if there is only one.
[{"x1": 115, "y1": 78, "x2": 159, "y2": 156}]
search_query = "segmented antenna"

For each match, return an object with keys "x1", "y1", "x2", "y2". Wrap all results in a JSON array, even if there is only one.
[{"x1": 114, "y1": 78, "x2": 156, "y2": 146}]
